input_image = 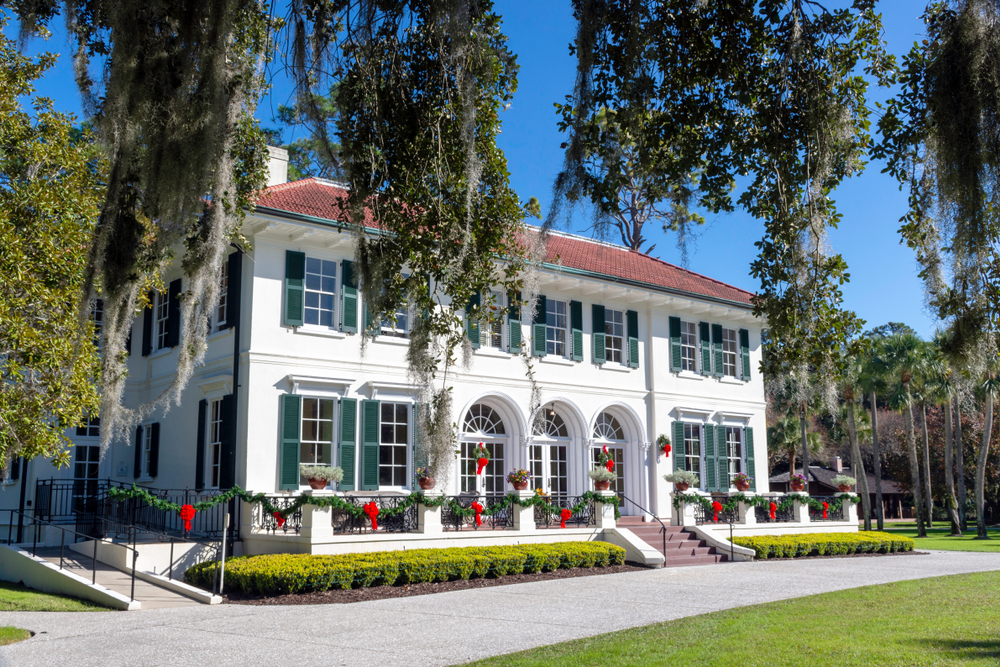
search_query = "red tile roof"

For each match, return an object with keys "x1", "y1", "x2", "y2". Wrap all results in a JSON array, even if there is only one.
[{"x1": 255, "y1": 178, "x2": 755, "y2": 306}]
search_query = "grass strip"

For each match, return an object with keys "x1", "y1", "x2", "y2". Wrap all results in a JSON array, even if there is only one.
[{"x1": 0, "y1": 581, "x2": 110, "y2": 612}]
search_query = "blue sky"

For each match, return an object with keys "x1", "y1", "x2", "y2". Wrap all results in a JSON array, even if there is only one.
[{"x1": 9, "y1": 1, "x2": 937, "y2": 338}]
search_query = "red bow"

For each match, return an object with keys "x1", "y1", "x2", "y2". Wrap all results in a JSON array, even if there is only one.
[
  {"x1": 711, "y1": 501, "x2": 723, "y2": 523},
  {"x1": 471, "y1": 501, "x2": 484, "y2": 527},
  {"x1": 476, "y1": 457, "x2": 488, "y2": 475},
  {"x1": 605, "y1": 458, "x2": 614, "y2": 473},
  {"x1": 769, "y1": 502, "x2": 777, "y2": 520},
  {"x1": 273, "y1": 511, "x2": 286, "y2": 529},
  {"x1": 560, "y1": 508, "x2": 572, "y2": 529},
  {"x1": 602, "y1": 444, "x2": 609, "y2": 455},
  {"x1": 179, "y1": 504, "x2": 196, "y2": 532},
  {"x1": 822, "y1": 501, "x2": 829, "y2": 520},
  {"x1": 663, "y1": 443, "x2": 672, "y2": 457},
  {"x1": 364, "y1": 502, "x2": 379, "y2": 531}
]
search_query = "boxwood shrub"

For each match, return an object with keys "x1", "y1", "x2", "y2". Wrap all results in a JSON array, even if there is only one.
[
  {"x1": 732, "y1": 531, "x2": 915, "y2": 560},
  {"x1": 186, "y1": 541, "x2": 626, "y2": 596}
]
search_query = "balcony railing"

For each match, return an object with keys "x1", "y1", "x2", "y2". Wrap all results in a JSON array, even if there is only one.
[
  {"x1": 442, "y1": 494, "x2": 513, "y2": 531},
  {"x1": 754, "y1": 497, "x2": 795, "y2": 523},
  {"x1": 809, "y1": 496, "x2": 844, "y2": 522},
  {"x1": 330, "y1": 495, "x2": 418, "y2": 534},
  {"x1": 534, "y1": 495, "x2": 595, "y2": 529}
]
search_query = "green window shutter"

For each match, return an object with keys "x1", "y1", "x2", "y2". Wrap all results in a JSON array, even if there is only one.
[
  {"x1": 532, "y1": 295, "x2": 546, "y2": 357},
  {"x1": 284, "y1": 251, "x2": 305, "y2": 327},
  {"x1": 466, "y1": 292, "x2": 480, "y2": 349},
  {"x1": 740, "y1": 328, "x2": 751, "y2": 379},
  {"x1": 341, "y1": 260, "x2": 358, "y2": 333},
  {"x1": 592, "y1": 304, "x2": 606, "y2": 364},
  {"x1": 361, "y1": 400, "x2": 381, "y2": 490},
  {"x1": 507, "y1": 290, "x2": 521, "y2": 352},
  {"x1": 412, "y1": 403, "x2": 426, "y2": 470},
  {"x1": 704, "y1": 423, "x2": 716, "y2": 491},
  {"x1": 279, "y1": 394, "x2": 302, "y2": 490},
  {"x1": 672, "y1": 421, "x2": 686, "y2": 473},
  {"x1": 669, "y1": 317, "x2": 682, "y2": 372},
  {"x1": 133, "y1": 425, "x2": 143, "y2": 480},
  {"x1": 148, "y1": 423, "x2": 160, "y2": 478},
  {"x1": 195, "y1": 399, "x2": 207, "y2": 490},
  {"x1": 699, "y1": 322, "x2": 711, "y2": 375},
  {"x1": 745, "y1": 427, "x2": 756, "y2": 492},
  {"x1": 717, "y1": 426, "x2": 728, "y2": 490},
  {"x1": 570, "y1": 300, "x2": 583, "y2": 361},
  {"x1": 141, "y1": 300, "x2": 153, "y2": 356},
  {"x1": 627, "y1": 309, "x2": 639, "y2": 368},
  {"x1": 219, "y1": 394, "x2": 236, "y2": 488},
  {"x1": 224, "y1": 251, "x2": 242, "y2": 330},
  {"x1": 339, "y1": 398, "x2": 357, "y2": 491},
  {"x1": 165, "y1": 279, "x2": 182, "y2": 348},
  {"x1": 712, "y1": 323, "x2": 724, "y2": 377}
]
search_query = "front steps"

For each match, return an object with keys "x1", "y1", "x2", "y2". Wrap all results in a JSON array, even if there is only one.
[{"x1": 617, "y1": 516, "x2": 729, "y2": 567}]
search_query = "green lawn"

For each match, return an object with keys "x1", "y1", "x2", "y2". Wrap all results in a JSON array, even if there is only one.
[
  {"x1": 461, "y1": 572, "x2": 1000, "y2": 667},
  {"x1": 870, "y1": 522, "x2": 1000, "y2": 552},
  {"x1": 0, "y1": 581, "x2": 110, "y2": 612},
  {"x1": 0, "y1": 627, "x2": 31, "y2": 646}
]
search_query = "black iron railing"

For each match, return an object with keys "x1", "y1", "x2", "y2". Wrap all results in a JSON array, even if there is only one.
[
  {"x1": 809, "y1": 496, "x2": 844, "y2": 522},
  {"x1": 695, "y1": 502, "x2": 739, "y2": 526},
  {"x1": 534, "y1": 495, "x2": 595, "y2": 528},
  {"x1": 754, "y1": 496, "x2": 795, "y2": 523},
  {"x1": 442, "y1": 494, "x2": 513, "y2": 531},
  {"x1": 251, "y1": 496, "x2": 302, "y2": 535},
  {"x1": 330, "y1": 495, "x2": 418, "y2": 534}
]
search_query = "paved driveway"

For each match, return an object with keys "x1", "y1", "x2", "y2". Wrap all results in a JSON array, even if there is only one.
[{"x1": 2, "y1": 550, "x2": 999, "y2": 667}]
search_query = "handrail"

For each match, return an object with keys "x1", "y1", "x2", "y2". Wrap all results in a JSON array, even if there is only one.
[
  {"x1": 694, "y1": 495, "x2": 736, "y2": 563},
  {"x1": 620, "y1": 495, "x2": 672, "y2": 560},
  {"x1": 3, "y1": 509, "x2": 140, "y2": 602},
  {"x1": 104, "y1": 520, "x2": 224, "y2": 591}
]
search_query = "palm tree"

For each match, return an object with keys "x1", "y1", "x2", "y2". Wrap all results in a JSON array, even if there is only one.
[
  {"x1": 875, "y1": 333, "x2": 929, "y2": 538},
  {"x1": 838, "y1": 356, "x2": 873, "y2": 531},
  {"x1": 859, "y1": 339, "x2": 890, "y2": 531},
  {"x1": 767, "y1": 411, "x2": 821, "y2": 480},
  {"x1": 955, "y1": 395, "x2": 968, "y2": 530},
  {"x1": 974, "y1": 360, "x2": 999, "y2": 540},
  {"x1": 929, "y1": 333, "x2": 961, "y2": 536},
  {"x1": 911, "y1": 365, "x2": 937, "y2": 528}
]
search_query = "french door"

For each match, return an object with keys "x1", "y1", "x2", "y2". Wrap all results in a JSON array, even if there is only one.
[
  {"x1": 529, "y1": 443, "x2": 569, "y2": 500},
  {"x1": 591, "y1": 445, "x2": 625, "y2": 497},
  {"x1": 459, "y1": 440, "x2": 505, "y2": 495}
]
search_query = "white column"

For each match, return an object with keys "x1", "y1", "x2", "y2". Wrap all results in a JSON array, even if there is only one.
[
  {"x1": 671, "y1": 489, "x2": 708, "y2": 527},
  {"x1": 593, "y1": 490, "x2": 618, "y2": 530},
  {"x1": 418, "y1": 492, "x2": 443, "y2": 534},
  {"x1": 299, "y1": 491, "x2": 335, "y2": 542},
  {"x1": 836, "y1": 492, "x2": 859, "y2": 523},
  {"x1": 738, "y1": 493, "x2": 757, "y2": 526},
  {"x1": 790, "y1": 492, "x2": 811, "y2": 524},
  {"x1": 512, "y1": 490, "x2": 537, "y2": 532}
]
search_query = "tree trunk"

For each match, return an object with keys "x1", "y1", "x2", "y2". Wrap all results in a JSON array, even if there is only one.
[
  {"x1": 975, "y1": 392, "x2": 993, "y2": 539},
  {"x1": 955, "y1": 397, "x2": 967, "y2": 531},
  {"x1": 943, "y1": 399, "x2": 961, "y2": 536},
  {"x1": 870, "y1": 391, "x2": 885, "y2": 531},
  {"x1": 847, "y1": 401, "x2": 871, "y2": 530},
  {"x1": 799, "y1": 403, "x2": 810, "y2": 492},
  {"x1": 788, "y1": 447, "x2": 796, "y2": 480},
  {"x1": 921, "y1": 403, "x2": 934, "y2": 527},
  {"x1": 904, "y1": 393, "x2": 927, "y2": 537}
]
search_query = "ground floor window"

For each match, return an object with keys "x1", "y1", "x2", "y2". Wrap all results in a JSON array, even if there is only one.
[
  {"x1": 379, "y1": 402, "x2": 409, "y2": 486},
  {"x1": 591, "y1": 445, "x2": 624, "y2": 495},
  {"x1": 299, "y1": 397, "x2": 335, "y2": 484},
  {"x1": 528, "y1": 442, "x2": 568, "y2": 499},
  {"x1": 683, "y1": 424, "x2": 701, "y2": 479},
  {"x1": 459, "y1": 440, "x2": 505, "y2": 495},
  {"x1": 725, "y1": 427, "x2": 743, "y2": 487},
  {"x1": 73, "y1": 445, "x2": 100, "y2": 513}
]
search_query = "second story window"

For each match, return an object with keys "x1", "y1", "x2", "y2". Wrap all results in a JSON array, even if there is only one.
[
  {"x1": 604, "y1": 308, "x2": 624, "y2": 364},
  {"x1": 681, "y1": 321, "x2": 697, "y2": 372},
  {"x1": 304, "y1": 257, "x2": 337, "y2": 328},
  {"x1": 381, "y1": 303, "x2": 410, "y2": 338},
  {"x1": 154, "y1": 291, "x2": 170, "y2": 350},
  {"x1": 722, "y1": 328, "x2": 738, "y2": 377},
  {"x1": 546, "y1": 299, "x2": 567, "y2": 356},
  {"x1": 215, "y1": 261, "x2": 229, "y2": 330},
  {"x1": 485, "y1": 290, "x2": 504, "y2": 349},
  {"x1": 76, "y1": 417, "x2": 100, "y2": 438}
]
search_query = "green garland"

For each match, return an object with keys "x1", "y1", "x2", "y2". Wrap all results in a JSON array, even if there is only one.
[
  {"x1": 106, "y1": 485, "x2": 620, "y2": 525},
  {"x1": 671, "y1": 492, "x2": 860, "y2": 517}
]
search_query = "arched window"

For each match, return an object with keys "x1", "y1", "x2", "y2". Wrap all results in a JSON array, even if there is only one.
[
  {"x1": 532, "y1": 407, "x2": 568, "y2": 438},
  {"x1": 463, "y1": 404, "x2": 506, "y2": 436},
  {"x1": 593, "y1": 412, "x2": 624, "y2": 441}
]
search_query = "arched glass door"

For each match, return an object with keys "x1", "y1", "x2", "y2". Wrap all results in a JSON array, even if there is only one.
[
  {"x1": 591, "y1": 412, "x2": 626, "y2": 498},
  {"x1": 459, "y1": 404, "x2": 506, "y2": 495},
  {"x1": 529, "y1": 406, "x2": 569, "y2": 501}
]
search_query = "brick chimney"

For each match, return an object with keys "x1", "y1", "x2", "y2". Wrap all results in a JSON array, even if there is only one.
[
  {"x1": 833, "y1": 456, "x2": 843, "y2": 473},
  {"x1": 266, "y1": 145, "x2": 288, "y2": 186}
]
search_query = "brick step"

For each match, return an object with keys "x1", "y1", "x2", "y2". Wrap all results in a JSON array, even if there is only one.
[
  {"x1": 625, "y1": 524, "x2": 731, "y2": 568},
  {"x1": 660, "y1": 554, "x2": 729, "y2": 568}
]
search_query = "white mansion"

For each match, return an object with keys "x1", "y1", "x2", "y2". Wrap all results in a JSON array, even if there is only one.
[{"x1": 2, "y1": 149, "x2": 767, "y2": 524}]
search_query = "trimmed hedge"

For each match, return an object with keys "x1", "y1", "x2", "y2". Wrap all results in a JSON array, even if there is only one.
[
  {"x1": 186, "y1": 542, "x2": 627, "y2": 596},
  {"x1": 733, "y1": 531, "x2": 915, "y2": 560}
]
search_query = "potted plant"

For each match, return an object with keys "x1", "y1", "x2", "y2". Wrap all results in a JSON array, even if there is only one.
[
  {"x1": 789, "y1": 473, "x2": 808, "y2": 493},
  {"x1": 299, "y1": 464, "x2": 344, "y2": 490},
  {"x1": 831, "y1": 474, "x2": 856, "y2": 493},
  {"x1": 588, "y1": 468, "x2": 617, "y2": 491},
  {"x1": 506, "y1": 469, "x2": 531, "y2": 491},
  {"x1": 414, "y1": 466, "x2": 435, "y2": 491},
  {"x1": 733, "y1": 472, "x2": 753, "y2": 492},
  {"x1": 663, "y1": 470, "x2": 699, "y2": 492}
]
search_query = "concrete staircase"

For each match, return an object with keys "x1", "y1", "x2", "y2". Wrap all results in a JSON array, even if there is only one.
[{"x1": 617, "y1": 516, "x2": 729, "y2": 567}]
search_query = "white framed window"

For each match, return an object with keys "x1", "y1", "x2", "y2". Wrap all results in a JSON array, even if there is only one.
[
  {"x1": 299, "y1": 398, "x2": 335, "y2": 483},
  {"x1": 683, "y1": 424, "x2": 701, "y2": 478},
  {"x1": 379, "y1": 402, "x2": 409, "y2": 487},
  {"x1": 381, "y1": 304, "x2": 410, "y2": 338},
  {"x1": 154, "y1": 290, "x2": 170, "y2": 351},
  {"x1": 304, "y1": 257, "x2": 338, "y2": 328},
  {"x1": 92, "y1": 299, "x2": 104, "y2": 347},
  {"x1": 545, "y1": 299, "x2": 567, "y2": 356},
  {"x1": 215, "y1": 261, "x2": 229, "y2": 330},
  {"x1": 726, "y1": 426, "x2": 743, "y2": 487},
  {"x1": 680, "y1": 321, "x2": 697, "y2": 372},
  {"x1": 76, "y1": 417, "x2": 100, "y2": 438},
  {"x1": 484, "y1": 290, "x2": 504, "y2": 349},
  {"x1": 142, "y1": 425, "x2": 155, "y2": 480},
  {"x1": 604, "y1": 308, "x2": 624, "y2": 364},
  {"x1": 460, "y1": 404, "x2": 507, "y2": 495},
  {"x1": 72, "y1": 446, "x2": 100, "y2": 509},
  {"x1": 530, "y1": 405, "x2": 569, "y2": 498},
  {"x1": 722, "y1": 328, "x2": 739, "y2": 377},
  {"x1": 208, "y1": 400, "x2": 224, "y2": 487}
]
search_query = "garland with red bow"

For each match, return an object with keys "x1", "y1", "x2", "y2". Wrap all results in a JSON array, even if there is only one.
[
  {"x1": 821, "y1": 501, "x2": 829, "y2": 520},
  {"x1": 711, "y1": 500, "x2": 723, "y2": 523},
  {"x1": 474, "y1": 443, "x2": 490, "y2": 475},
  {"x1": 471, "y1": 501, "x2": 484, "y2": 527},
  {"x1": 364, "y1": 501, "x2": 379, "y2": 531},
  {"x1": 769, "y1": 502, "x2": 777, "y2": 520},
  {"x1": 598, "y1": 445, "x2": 615, "y2": 473},
  {"x1": 179, "y1": 504, "x2": 196, "y2": 532},
  {"x1": 657, "y1": 435, "x2": 671, "y2": 458},
  {"x1": 273, "y1": 511, "x2": 286, "y2": 529},
  {"x1": 560, "y1": 508, "x2": 572, "y2": 529}
]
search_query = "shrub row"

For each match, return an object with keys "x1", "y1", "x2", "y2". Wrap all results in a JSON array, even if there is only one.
[
  {"x1": 186, "y1": 541, "x2": 626, "y2": 596},
  {"x1": 732, "y1": 531, "x2": 915, "y2": 560}
]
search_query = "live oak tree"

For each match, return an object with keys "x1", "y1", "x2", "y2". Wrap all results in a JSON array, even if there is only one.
[{"x1": 0, "y1": 27, "x2": 105, "y2": 469}]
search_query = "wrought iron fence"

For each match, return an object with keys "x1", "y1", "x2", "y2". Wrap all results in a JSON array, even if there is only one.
[
  {"x1": 809, "y1": 496, "x2": 844, "y2": 522},
  {"x1": 534, "y1": 495, "x2": 594, "y2": 528},
  {"x1": 441, "y1": 494, "x2": 513, "y2": 531},
  {"x1": 330, "y1": 495, "x2": 418, "y2": 534},
  {"x1": 251, "y1": 496, "x2": 302, "y2": 535},
  {"x1": 694, "y1": 501, "x2": 738, "y2": 526},
  {"x1": 754, "y1": 497, "x2": 795, "y2": 523}
]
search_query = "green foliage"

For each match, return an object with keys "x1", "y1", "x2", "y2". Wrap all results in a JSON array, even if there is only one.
[
  {"x1": 0, "y1": 26, "x2": 104, "y2": 468},
  {"x1": 0, "y1": 581, "x2": 109, "y2": 612},
  {"x1": 298, "y1": 465, "x2": 343, "y2": 483},
  {"x1": 0, "y1": 627, "x2": 31, "y2": 646},
  {"x1": 733, "y1": 531, "x2": 915, "y2": 559},
  {"x1": 184, "y1": 542, "x2": 627, "y2": 596}
]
